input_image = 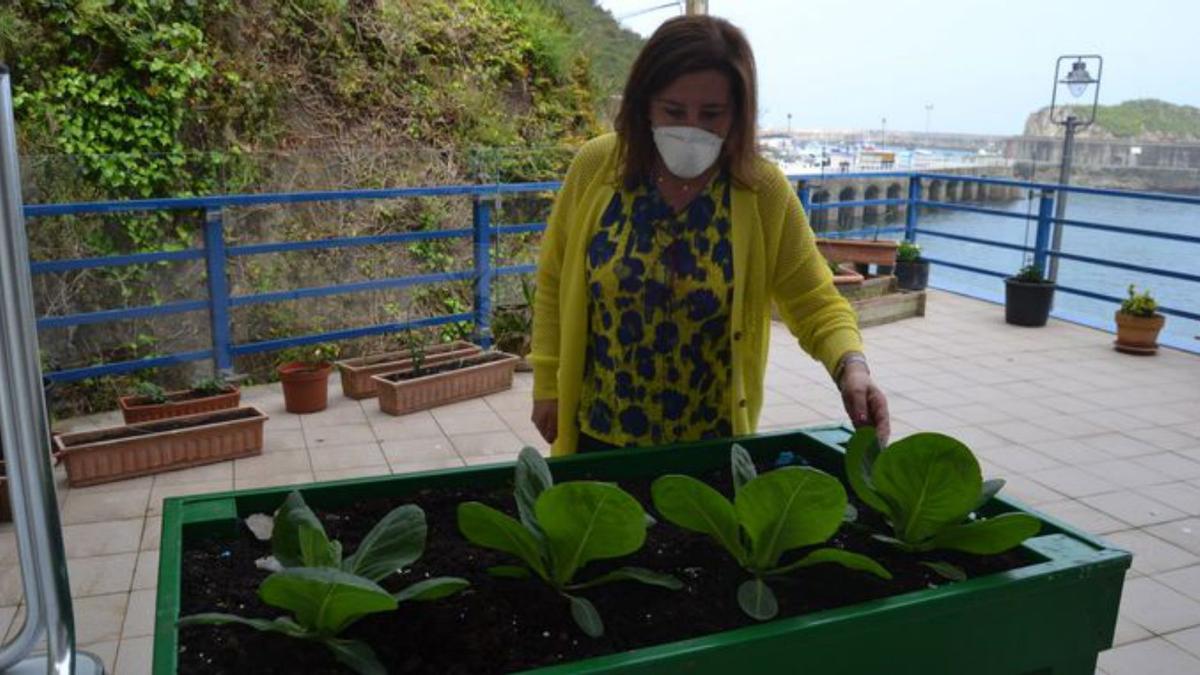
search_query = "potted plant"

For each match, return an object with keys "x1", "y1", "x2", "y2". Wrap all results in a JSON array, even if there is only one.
[
  {"x1": 155, "y1": 425, "x2": 1129, "y2": 675},
  {"x1": 277, "y1": 343, "x2": 339, "y2": 414},
  {"x1": 825, "y1": 258, "x2": 865, "y2": 287},
  {"x1": 371, "y1": 331, "x2": 519, "y2": 416},
  {"x1": 53, "y1": 406, "x2": 268, "y2": 487},
  {"x1": 335, "y1": 336, "x2": 481, "y2": 400},
  {"x1": 119, "y1": 376, "x2": 241, "y2": 424},
  {"x1": 894, "y1": 241, "x2": 929, "y2": 291},
  {"x1": 1004, "y1": 264, "x2": 1055, "y2": 327},
  {"x1": 1114, "y1": 284, "x2": 1166, "y2": 354}
]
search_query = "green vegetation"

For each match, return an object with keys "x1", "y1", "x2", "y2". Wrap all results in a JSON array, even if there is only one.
[
  {"x1": 1050, "y1": 99, "x2": 1200, "y2": 140},
  {"x1": 844, "y1": 428, "x2": 1040, "y2": 579},
  {"x1": 652, "y1": 445, "x2": 890, "y2": 621},
  {"x1": 896, "y1": 241, "x2": 921, "y2": 263},
  {"x1": 1012, "y1": 264, "x2": 1048, "y2": 283},
  {"x1": 457, "y1": 447, "x2": 681, "y2": 637},
  {"x1": 181, "y1": 491, "x2": 468, "y2": 675},
  {"x1": 132, "y1": 381, "x2": 167, "y2": 404},
  {"x1": 1120, "y1": 284, "x2": 1158, "y2": 317}
]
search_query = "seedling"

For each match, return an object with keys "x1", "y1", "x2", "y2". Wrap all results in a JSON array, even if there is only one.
[
  {"x1": 844, "y1": 427, "x2": 1041, "y2": 579},
  {"x1": 190, "y1": 375, "x2": 232, "y2": 397},
  {"x1": 652, "y1": 445, "x2": 891, "y2": 621},
  {"x1": 181, "y1": 491, "x2": 467, "y2": 675},
  {"x1": 1012, "y1": 264, "x2": 1048, "y2": 283},
  {"x1": 1120, "y1": 284, "x2": 1158, "y2": 317},
  {"x1": 457, "y1": 447, "x2": 681, "y2": 638},
  {"x1": 132, "y1": 381, "x2": 167, "y2": 404},
  {"x1": 277, "y1": 343, "x2": 340, "y2": 371}
]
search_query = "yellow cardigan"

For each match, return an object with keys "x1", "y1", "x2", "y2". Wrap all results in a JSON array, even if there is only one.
[{"x1": 531, "y1": 133, "x2": 863, "y2": 456}]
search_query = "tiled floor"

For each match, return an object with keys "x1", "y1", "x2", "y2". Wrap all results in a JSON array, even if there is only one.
[{"x1": 1, "y1": 289, "x2": 1198, "y2": 674}]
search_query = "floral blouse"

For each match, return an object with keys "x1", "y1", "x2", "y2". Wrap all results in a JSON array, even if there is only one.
[{"x1": 578, "y1": 172, "x2": 735, "y2": 446}]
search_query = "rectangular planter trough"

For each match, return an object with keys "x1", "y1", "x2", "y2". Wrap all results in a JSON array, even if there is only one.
[
  {"x1": 119, "y1": 387, "x2": 241, "y2": 424},
  {"x1": 372, "y1": 351, "x2": 519, "y2": 416},
  {"x1": 54, "y1": 406, "x2": 267, "y2": 487},
  {"x1": 335, "y1": 340, "x2": 482, "y2": 400},
  {"x1": 154, "y1": 425, "x2": 1130, "y2": 675}
]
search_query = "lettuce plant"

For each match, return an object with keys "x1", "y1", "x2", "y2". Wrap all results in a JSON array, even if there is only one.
[
  {"x1": 845, "y1": 427, "x2": 1041, "y2": 577},
  {"x1": 652, "y1": 445, "x2": 891, "y2": 621},
  {"x1": 181, "y1": 491, "x2": 467, "y2": 675},
  {"x1": 457, "y1": 447, "x2": 681, "y2": 637}
]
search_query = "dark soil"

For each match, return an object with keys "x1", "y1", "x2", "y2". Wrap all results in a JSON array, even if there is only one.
[
  {"x1": 382, "y1": 352, "x2": 512, "y2": 382},
  {"x1": 177, "y1": 458, "x2": 1036, "y2": 674},
  {"x1": 127, "y1": 387, "x2": 236, "y2": 407}
]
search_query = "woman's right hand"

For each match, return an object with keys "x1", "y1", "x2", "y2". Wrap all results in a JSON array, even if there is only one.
[{"x1": 532, "y1": 399, "x2": 558, "y2": 444}]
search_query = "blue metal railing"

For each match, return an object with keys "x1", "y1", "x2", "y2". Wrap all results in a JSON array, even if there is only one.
[{"x1": 23, "y1": 169, "x2": 1200, "y2": 383}]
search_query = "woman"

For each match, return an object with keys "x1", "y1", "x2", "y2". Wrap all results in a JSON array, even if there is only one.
[{"x1": 530, "y1": 15, "x2": 889, "y2": 456}]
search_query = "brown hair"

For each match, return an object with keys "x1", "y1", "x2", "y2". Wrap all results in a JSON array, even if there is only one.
[{"x1": 614, "y1": 15, "x2": 760, "y2": 189}]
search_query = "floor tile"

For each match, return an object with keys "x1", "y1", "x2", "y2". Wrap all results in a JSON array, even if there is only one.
[
  {"x1": 69, "y1": 552, "x2": 137, "y2": 598},
  {"x1": 234, "y1": 471, "x2": 318, "y2": 490},
  {"x1": 313, "y1": 465, "x2": 392, "y2": 482},
  {"x1": 132, "y1": 550, "x2": 158, "y2": 590},
  {"x1": 450, "y1": 430, "x2": 524, "y2": 458},
  {"x1": 120, "y1": 588, "x2": 156, "y2": 639},
  {"x1": 1032, "y1": 465, "x2": 1121, "y2": 498},
  {"x1": 147, "y1": 481, "x2": 232, "y2": 515},
  {"x1": 379, "y1": 436, "x2": 458, "y2": 464},
  {"x1": 1083, "y1": 492, "x2": 1186, "y2": 528},
  {"x1": 1136, "y1": 483, "x2": 1200, "y2": 517},
  {"x1": 61, "y1": 488, "x2": 151, "y2": 525},
  {"x1": 1118, "y1": 577, "x2": 1200, "y2": 634},
  {"x1": 308, "y1": 442, "x2": 387, "y2": 471},
  {"x1": 1146, "y1": 518, "x2": 1200, "y2": 556},
  {"x1": 74, "y1": 593, "x2": 128, "y2": 644},
  {"x1": 1105, "y1": 530, "x2": 1198, "y2": 575},
  {"x1": 140, "y1": 516, "x2": 162, "y2": 552},
  {"x1": 431, "y1": 408, "x2": 510, "y2": 435},
  {"x1": 1157, "y1": 565, "x2": 1200, "y2": 602},
  {"x1": 1099, "y1": 636, "x2": 1200, "y2": 675},
  {"x1": 63, "y1": 519, "x2": 143, "y2": 558},
  {"x1": 1165, "y1": 625, "x2": 1200, "y2": 659},
  {"x1": 1085, "y1": 459, "x2": 1173, "y2": 490},
  {"x1": 1034, "y1": 499, "x2": 1127, "y2": 535},
  {"x1": 115, "y1": 635, "x2": 153, "y2": 675},
  {"x1": 369, "y1": 410, "x2": 445, "y2": 441},
  {"x1": 234, "y1": 450, "x2": 311, "y2": 479},
  {"x1": 304, "y1": 423, "x2": 378, "y2": 448}
]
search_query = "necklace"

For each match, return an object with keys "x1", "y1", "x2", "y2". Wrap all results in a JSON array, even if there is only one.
[{"x1": 656, "y1": 172, "x2": 692, "y2": 193}]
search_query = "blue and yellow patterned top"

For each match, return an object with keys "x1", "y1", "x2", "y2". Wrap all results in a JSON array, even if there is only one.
[{"x1": 578, "y1": 172, "x2": 735, "y2": 446}]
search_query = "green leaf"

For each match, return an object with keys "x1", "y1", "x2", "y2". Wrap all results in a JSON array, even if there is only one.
[
  {"x1": 487, "y1": 565, "x2": 532, "y2": 579},
  {"x1": 736, "y1": 578, "x2": 778, "y2": 621},
  {"x1": 871, "y1": 433, "x2": 982, "y2": 545},
  {"x1": 926, "y1": 513, "x2": 1041, "y2": 554},
  {"x1": 975, "y1": 478, "x2": 1006, "y2": 511},
  {"x1": 177, "y1": 613, "x2": 309, "y2": 638},
  {"x1": 921, "y1": 560, "x2": 967, "y2": 581},
  {"x1": 299, "y1": 524, "x2": 339, "y2": 568},
  {"x1": 515, "y1": 446, "x2": 553, "y2": 538},
  {"x1": 394, "y1": 576, "x2": 469, "y2": 602},
  {"x1": 568, "y1": 566, "x2": 683, "y2": 591},
  {"x1": 259, "y1": 567, "x2": 397, "y2": 637},
  {"x1": 768, "y1": 547, "x2": 892, "y2": 580},
  {"x1": 273, "y1": 491, "x2": 328, "y2": 568},
  {"x1": 651, "y1": 474, "x2": 746, "y2": 564},
  {"x1": 730, "y1": 443, "x2": 757, "y2": 493},
  {"x1": 844, "y1": 427, "x2": 891, "y2": 516},
  {"x1": 342, "y1": 504, "x2": 427, "y2": 582},
  {"x1": 325, "y1": 638, "x2": 387, "y2": 675},
  {"x1": 537, "y1": 482, "x2": 648, "y2": 585},
  {"x1": 734, "y1": 467, "x2": 846, "y2": 571},
  {"x1": 566, "y1": 593, "x2": 604, "y2": 637},
  {"x1": 457, "y1": 502, "x2": 548, "y2": 579}
]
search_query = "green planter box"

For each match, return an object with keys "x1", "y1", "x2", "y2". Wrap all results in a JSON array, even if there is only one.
[{"x1": 154, "y1": 425, "x2": 1131, "y2": 674}]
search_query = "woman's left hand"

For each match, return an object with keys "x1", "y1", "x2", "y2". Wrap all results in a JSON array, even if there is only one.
[{"x1": 839, "y1": 363, "x2": 891, "y2": 445}]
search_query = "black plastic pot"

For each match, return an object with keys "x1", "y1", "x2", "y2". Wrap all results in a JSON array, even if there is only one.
[
  {"x1": 895, "y1": 259, "x2": 929, "y2": 290},
  {"x1": 1005, "y1": 278, "x2": 1056, "y2": 327}
]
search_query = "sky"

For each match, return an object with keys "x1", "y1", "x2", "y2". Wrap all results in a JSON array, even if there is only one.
[{"x1": 597, "y1": 0, "x2": 1200, "y2": 135}]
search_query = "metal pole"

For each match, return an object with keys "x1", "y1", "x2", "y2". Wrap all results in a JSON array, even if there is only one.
[
  {"x1": 1048, "y1": 116, "x2": 1077, "y2": 281},
  {"x1": 472, "y1": 197, "x2": 493, "y2": 349},
  {"x1": 797, "y1": 180, "x2": 810, "y2": 215},
  {"x1": 0, "y1": 64, "x2": 104, "y2": 675},
  {"x1": 1034, "y1": 188, "x2": 1056, "y2": 274},
  {"x1": 685, "y1": 0, "x2": 709, "y2": 15},
  {"x1": 904, "y1": 176, "x2": 921, "y2": 243},
  {"x1": 203, "y1": 208, "x2": 234, "y2": 375}
]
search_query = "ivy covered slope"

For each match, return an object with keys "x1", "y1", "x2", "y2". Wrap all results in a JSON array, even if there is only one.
[
  {"x1": 0, "y1": 1, "x2": 638, "y2": 414},
  {"x1": 1024, "y1": 99, "x2": 1200, "y2": 141}
]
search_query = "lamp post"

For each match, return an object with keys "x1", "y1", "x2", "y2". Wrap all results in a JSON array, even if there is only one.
[
  {"x1": 1047, "y1": 55, "x2": 1102, "y2": 281},
  {"x1": 685, "y1": 0, "x2": 708, "y2": 14},
  {"x1": 881, "y1": 117, "x2": 887, "y2": 148},
  {"x1": 924, "y1": 104, "x2": 933, "y2": 135}
]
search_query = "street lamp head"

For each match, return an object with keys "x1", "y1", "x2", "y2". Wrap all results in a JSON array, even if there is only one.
[{"x1": 1063, "y1": 60, "x2": 1095, "y2": 98}]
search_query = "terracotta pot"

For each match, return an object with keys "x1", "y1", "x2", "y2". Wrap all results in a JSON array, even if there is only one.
[
  {"x1": 335, "y1": 341, "x2": 481, "y2": 399},
  {"x1": 816, "y1": 239, "x2": 899, "y2": 267},
  {"x1": 373, "y1": 352, "x2": 519, "y2": 416},
  {"x1": 830, "y1": 264, "x2": 865, "y2": 287},
  {"x1": 52, "y1": 407, "x2": 267, "y2": 488},
  {"x1": 278, "y1": 362, "x2": 333, "y2": 413},
  {"x1": 119, "y1": 386, "x2": 241, "y2": 424},
  {"x1": 1114, "y1": 311, "x2": 1166, "y2": 354}
]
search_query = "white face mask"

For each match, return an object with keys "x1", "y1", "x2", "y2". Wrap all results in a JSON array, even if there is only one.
[{"x1": 652, "y1": 126, "x2": 724, "y2": 180}]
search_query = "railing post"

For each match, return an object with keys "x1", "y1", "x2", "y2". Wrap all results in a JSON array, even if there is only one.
[
  {"x1": 1034, "y1": 188, "x2": 1056, "y2": 272},
  {"x1": 472, "y1": 197, "x2": 493, "y2": 348},
  {"x1": 797, "y1": 179, "x2": 810, "y2": 215},
  {"x1": 904, "y1": 175, "x2": 921, "y2": 242},
  {"x1": 203, "y1": 208, "x2": 234, "y2": 374}
]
